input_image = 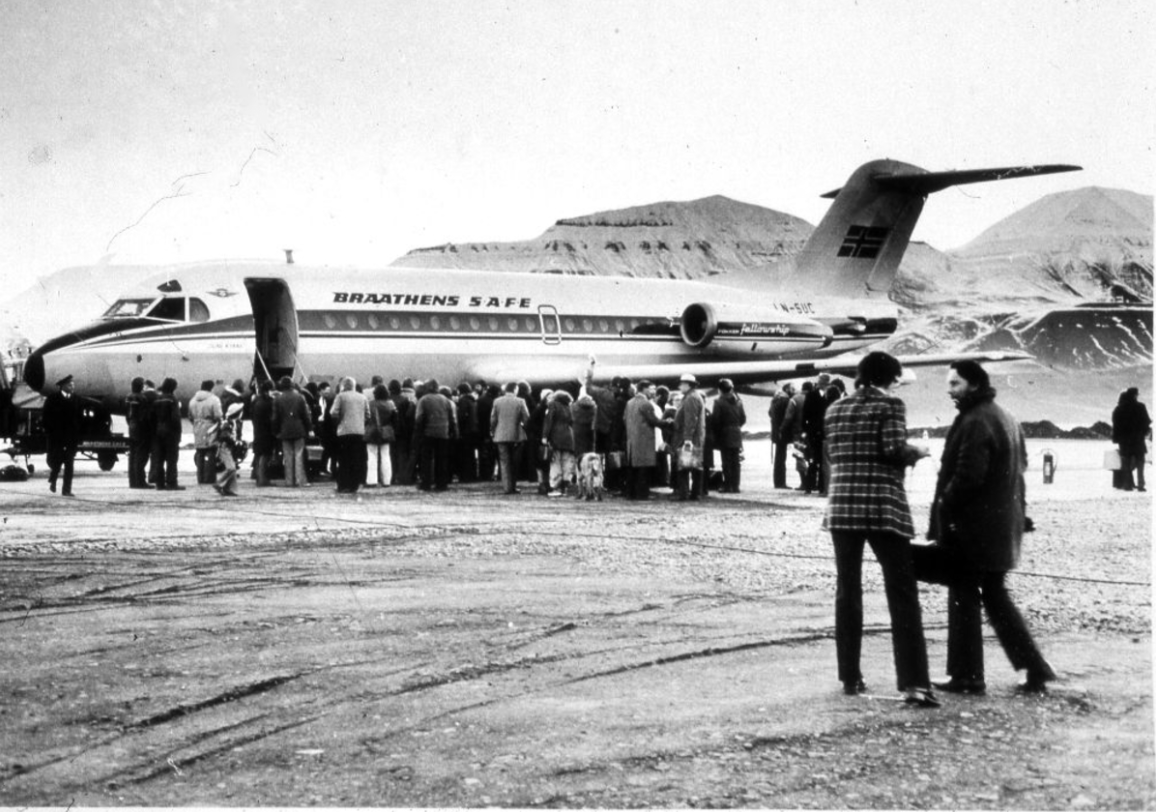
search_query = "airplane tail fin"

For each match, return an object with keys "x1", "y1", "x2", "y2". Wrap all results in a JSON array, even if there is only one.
[{"x1": 790, "y1": 160, "x2": 1081, "y2": 297}]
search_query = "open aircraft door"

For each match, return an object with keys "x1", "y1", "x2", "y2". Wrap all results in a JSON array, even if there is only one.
[
  {"x1": 538, "y1": 305, "x2": 562, "y2": 346},
  {"x1": 245, "y1": 278, "x2": 300, "y2": 382}
]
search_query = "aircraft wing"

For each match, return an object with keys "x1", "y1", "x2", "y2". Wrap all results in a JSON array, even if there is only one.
[{"x1": 468, "y1": 350, "x2": 1033, "y2": 390}]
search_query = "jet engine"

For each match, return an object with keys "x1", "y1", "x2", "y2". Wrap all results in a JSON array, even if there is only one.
[{"x1": 679, "y1": 302, "x2": 833, "y2": 354}]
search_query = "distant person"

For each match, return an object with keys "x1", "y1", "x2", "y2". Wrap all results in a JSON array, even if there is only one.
[
  {"x1": 250, "y1": 380, "x2": 276, "y2": 487},
  {"x1": 490, "y1": 381, "x2": 530, "y2": 495},
  {"x1": 623, "y1": 380, "x2": 667, "y2": 500},
  {"x1": 922, "y1": 360, "x2": 1056, "y2": 695},
  {"x1": 414, "y1": 378, "x2": 456, "y2": 491},
  {"x1": 455, "y1": 382, "x2": 481, "y2": 483},
  {"x1": 330, "y1": 376, "x2": 370, "y2": 494},
  {"x1": 151, "y1": 377, "x2": 185, "y2": 491},
  {"x1": 768, "y1": 382, "x2": 791, "y2": 489},
  {"x1": 365, "y1": 384, "x2": 397, "y2": 488},
  {"x1": 712, "y1": 378, "x2": 746, "y2": 493},
  {"x1": 782, "y1": 382, "x2": 809, "y2": 489},
  {"x1": 801, "y1": 374, "x2": 832, "y2": 495},
  {"x1": 188, "y1": 379, "x2": 223, "y2": 485},
  {"x1": 123, "y1": 376, "x2": 152, "y2": 489},
  {"x1": 213, "y1": 402, "x2": 244, "y2": 497},
  {"x1": 42, "y1": 374, "x2": 82, "y2": 497},
  {"x1": 824, "y1": 351, "x2": 937, "y2": 707},
  {"x1": 1112, "y1": 387, "x2": 1151, "y2": 492},
  {"x1": 672, "y1": 373, "x2": 706, "y2": 501},
  {"x1": 272, "y1": 376, "x2": 312, "y2": 487},
  {"x1": 543, "y1": 389, "x2": 576, "y2": 497}
]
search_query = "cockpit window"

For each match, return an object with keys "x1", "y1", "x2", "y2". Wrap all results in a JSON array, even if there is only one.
[
  {"x1": 188, "y1": 298, "x2": 210, "y2": 323},
  {"x1": 147, "y1": 297, "x2": 186, "y2": 322},
  {"x1": 102, "y1": 298, "x2": 156, "y2": 319}
]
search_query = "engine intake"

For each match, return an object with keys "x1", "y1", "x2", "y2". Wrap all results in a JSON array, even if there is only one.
[{"x1": 679, "y1": 302, "x2": 832, "y2": 350}]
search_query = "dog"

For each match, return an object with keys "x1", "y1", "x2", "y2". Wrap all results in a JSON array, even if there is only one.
[{"x1": 576, "y1": 452, "x2": 605, "y2": 501}]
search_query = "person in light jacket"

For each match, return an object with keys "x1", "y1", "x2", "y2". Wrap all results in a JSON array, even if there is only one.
[{"x1": 330, "y1": 376, "x2": 370, "y2": 494}]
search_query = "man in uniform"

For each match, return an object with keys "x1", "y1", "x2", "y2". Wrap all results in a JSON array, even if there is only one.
[{"x1": 42, "y1": 374, "x2": 82, "y2": 496}]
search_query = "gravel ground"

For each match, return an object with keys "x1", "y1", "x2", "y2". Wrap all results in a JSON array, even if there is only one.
[{"x1": 0, "y1": 454, "x2": 1151, "y2": 808}]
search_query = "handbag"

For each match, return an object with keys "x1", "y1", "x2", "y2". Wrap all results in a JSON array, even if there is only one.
[
  {"x1": 909, "y1": 542, "x2": 960, "y2": 586},
  {"x1": 1104, "y1": 448, "x2": 1122, "y2": 471},
  {"x1": 537, "y1": 442, "x2": 552, "y2": 464},
  {"x1": 677, "y1": 441, "x2": 702, "y2": 470},
  {"x1": 606, "y1": 450, "x2": 625, "y2": 470}
]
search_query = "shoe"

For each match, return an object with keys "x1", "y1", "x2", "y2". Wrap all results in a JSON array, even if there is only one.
[
  {"x1": 49, "y1": 480, "x2": 56, "y2": 493},
  {"x1": 167, "y1": 485, "x2": 187, "y2": 491},
  {"x1": 1017, "y1": 660, "x2": 1057, "y2": 693},
  {"x1": 903, "y1": 687, "x2": 942, "y2": 708},
  {"x1": 61, "y1": 491, "x2": 74, "y2": 498},
  {"x1": 933, "y1": 677, "x2": 987, "y2": 695},
  {"x1": 843, "y1": 679, "x2": 868, "y2": 696},
  {"x1": 547, "y1": 491, "x2": 562, "y2": 498}
]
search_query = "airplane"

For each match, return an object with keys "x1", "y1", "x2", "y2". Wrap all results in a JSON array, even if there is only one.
[{"x1": 22, "y1": 158, "x2": 1080, "y2": 411}]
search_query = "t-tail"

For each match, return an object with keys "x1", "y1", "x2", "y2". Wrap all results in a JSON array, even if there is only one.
[{"x1": 791, "y1": 159, "x2": 1082, "y2": 298}]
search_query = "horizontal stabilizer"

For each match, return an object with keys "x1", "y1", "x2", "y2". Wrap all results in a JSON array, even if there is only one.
[{"x1": 821, "y1": 164, "x2": 1082, "y2": 198}]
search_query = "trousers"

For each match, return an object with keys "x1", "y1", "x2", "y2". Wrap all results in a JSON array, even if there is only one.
[
  {"x1": 832, "y1": 530, "x2": 931, "y2": 691},
  {"x1": 946, "y1": 570, "x2": 1050, "y2": 681}
]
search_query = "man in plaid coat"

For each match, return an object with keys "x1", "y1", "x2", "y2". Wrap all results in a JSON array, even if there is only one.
[{"x1": 824, "y1": 351, "x2": 937, "y2": 707}]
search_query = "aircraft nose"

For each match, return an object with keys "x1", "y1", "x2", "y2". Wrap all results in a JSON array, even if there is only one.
[{"x1": 23, "y1": 349, "x2": 45, "y2": 391}]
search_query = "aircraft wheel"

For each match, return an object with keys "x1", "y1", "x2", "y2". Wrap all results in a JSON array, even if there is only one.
[{"x1": 98, "y1": 451, "x2": 117, "y2": 472}]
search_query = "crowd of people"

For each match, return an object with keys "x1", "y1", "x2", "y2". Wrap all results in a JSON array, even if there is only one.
[{"x1": 42, "y1": 369, "x2": 757, "y2": 501}]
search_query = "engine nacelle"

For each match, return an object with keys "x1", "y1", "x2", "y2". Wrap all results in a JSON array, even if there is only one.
[{"x1": 679, "y1": 302, "x2": 833, "y2": 354}]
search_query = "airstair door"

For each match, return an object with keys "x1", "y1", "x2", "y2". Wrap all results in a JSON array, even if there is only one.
[
  {"x1": 538, "y1": 305, "x2": 562, "y2": 346},
  {"x1": 245, "y1": 278, "x2": 300, "y2": 382}
]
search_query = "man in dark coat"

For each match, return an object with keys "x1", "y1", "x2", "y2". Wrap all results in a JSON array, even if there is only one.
[
  {"x1": 250, "y1": 380, "x2": 276, "y2": 486},
  {"x1": 150, "y1": 377, "x2": 185, "y2": 490},
  {"x1": 712, "y1": 378, "x2": 746, "y2": 493},
  {"x1": 623, "y1": 380, "x2": 666, "y2": 500},
  {"x1": 801, "y1": 374, "x2": 831, "y2": 494},
  {"x1": 272, "y1": 376, "x2": 312, "y2": 487},
  {"x1": 768, "y1": 382, "x2": 792, "y2": 489},
  {"x1": 672, "y1": 373, "x2": 706, "y2": 501},
  {"x1": 1112, "y1": 387, "x2": 1151, "y2": 492},
  {"x1": 414, "y1": 379, "x2": 456, "y2": 491},
  {"x1": 42, "y1": 374, "x2": 82, "y2": 496},
  {"x1": 925, "y1": 360, "x2": 1055, "y2": 695},
  {"x1": 123, "y1": 376, "x2": 153, "y2": 489}
]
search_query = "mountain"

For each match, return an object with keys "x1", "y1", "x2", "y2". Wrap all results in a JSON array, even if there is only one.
[{"x1": 396, "y1": 196, "x2": 812, "y2": 280}]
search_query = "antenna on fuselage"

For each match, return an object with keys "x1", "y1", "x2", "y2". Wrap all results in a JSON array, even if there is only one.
[{"x1": 284, "y1": 249, "x2": 294, "y2": 264}]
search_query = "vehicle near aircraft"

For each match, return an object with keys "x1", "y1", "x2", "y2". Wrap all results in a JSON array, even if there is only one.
[{"x1": 22, "y1": 159, "x2": 1080, "y2": 410}]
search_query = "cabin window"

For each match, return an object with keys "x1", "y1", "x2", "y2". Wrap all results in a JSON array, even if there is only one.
[
  {"x1": 390, "y1": 316, "x2": 401, "y2": 329},
  {"x1": 409, "y1": 316, "x2": 421, "y2": 330},
  {"x1": 430, "y1": 315, "x2": 441, "y2": 330},
  {"x1": 629, "y1": 318, "x2": 640, "y2": 331},
  {"x1": 564, "y1": 318, "x2": 575, "y2": 332},
  {"x1": 507, "y1": 317, "x2": 519, "y2": 332},
  {"x1": 488, "y1": 317, "x2": 499, "y2": 331},
  {"x1": 525, "y1": 317, "x2": 536, "y2": 331},
  {"x1": 582, "y1": 318, "x2": 593, "y2": 333},
  {"x1": 469, "y1": 316, "x2": 481, "y2": 331},
  {"x1": 346, "y1": 314, "x2": 358, "y2": 329},
  {"x1": 368, "y1": 314, "x2": 380, "y2": 330},
  {"x1": 615, "y1": 319, "x2": 625, "y2": 333},
  {"x1": 324, "y1": 314, "x2": 337, "y2": 329},
  {"x1": 188, "y1": 298, "x2": 210, "y2": 323},
  {"x1": 598, "y1": 319, "x2": 609, "y2": 333},
  {"x1": 148, "y1": 297, "x2": 186, "y2": 322},
  {"x1": 103, "y1": 298, "x2": 155, "y2": 319},
  {"x1": 449, "y1": 316, "x2": 461, "y2": 330}
]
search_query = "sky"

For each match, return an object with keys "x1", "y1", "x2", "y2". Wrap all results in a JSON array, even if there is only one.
[{"x1": 1, "y1": 0, "x2": 1152, "y2": 301}]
